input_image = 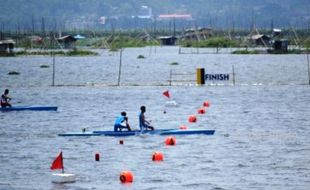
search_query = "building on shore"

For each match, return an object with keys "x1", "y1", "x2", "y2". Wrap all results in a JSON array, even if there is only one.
[
  {"x1": 57, "y1": 35, "x2": 77, "y2": 49},
  {"x1": 0, "y1": 39, "x2": 15, "y2": 53},
  {"x1": 157, "y1": 36, "x2": 178, "y2": 46},
  {"x1": 249, "y1": 34, "x2": 271, "y2": 46},
  {"x1": 182, "y1": 27, "x2": 213, "y2": 41}
]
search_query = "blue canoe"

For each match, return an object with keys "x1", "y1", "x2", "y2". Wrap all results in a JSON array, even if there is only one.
[
  {"x1": 0, "y1": 106, "x2": 58, "y2": 111},
  {"x1": 58, "y1": 129, "x2": 215, "y2": 137}
]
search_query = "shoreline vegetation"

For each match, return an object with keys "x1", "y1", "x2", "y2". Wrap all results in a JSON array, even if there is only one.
[
  {"x1": 0, "y1": 29, "x2": 309, "y2": 56},
  {"x1": 0, "y1": 49, "x2": 99, "y2": 57}
]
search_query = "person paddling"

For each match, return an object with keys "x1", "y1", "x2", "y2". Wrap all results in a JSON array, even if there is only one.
[
  {"x1": 139, "y1": 106, "x2": 154, "y2": 131},
  {"x1": 114, "y1": 112, "x2": 132, "y2": 131},
  {"x1": 1, "y1": 89, "x2": 12, "y2": 108}
]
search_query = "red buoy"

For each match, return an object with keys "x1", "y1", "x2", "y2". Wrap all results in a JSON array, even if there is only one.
[
  {"x1": 165, "y1": 136, "x2": 176, "y2": 146},
  {"x1": 188, "y1": 115, "x2": 197, "y2": 123},
  {"x1": 152, "y1": 151, "x2": 164, "y2": 161},
  {"x1": 197, "y1": 108, "x2": 206, "y2": 114},
  {"x1": 119, "y1": 140, "x2": 124, "y2": 145},
  {"x1": 95, "y1": 152, "x2": 100, "y2": 161},
  {"x1": 120, "y1": 171, "x2": 133, "y2": 183},
  {"x1": 179, "y1": 125, "x2": 188, "y2": 130},
  {"x1": 203, "y1": 101, "x2": 210, "y2": 107}
]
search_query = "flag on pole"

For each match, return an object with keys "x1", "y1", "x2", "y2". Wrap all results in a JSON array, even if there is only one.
[
  {"x1": 51, "y1": 152, "x2": 64, "y2": 170},
  {"x1": 163, "y1": 90, "x2": 170, "y2": 98}
]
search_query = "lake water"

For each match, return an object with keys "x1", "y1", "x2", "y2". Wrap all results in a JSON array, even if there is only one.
[{"x1": 0, "y1": 47, "x2": 310, "y2": 190}]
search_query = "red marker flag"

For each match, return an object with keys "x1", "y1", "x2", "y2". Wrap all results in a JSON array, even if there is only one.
[
  {"x1": 50, "y1": 152, "x2": 63, "y2": 170},
  {"x1": 163, "y1": 90, "x2": 170, "y2": 98}
]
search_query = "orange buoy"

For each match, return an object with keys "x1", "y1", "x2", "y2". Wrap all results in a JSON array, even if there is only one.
[
  {"x1": 95, "y1": 152, "x2": 100, "y2": 161},
  {"x1": 203, "y1": 101, "x2": 210, "y2": 107},
  {"x1": 119, "y1": 140, "x2": 124, "y2": 145},
  {"x1": 179, "y1": 125, "x2": 188, "y2": 130},
  {"x1": 165, "y1": 136, "x2": 176, "y2": 146},
  {"x1": 197, "y1": 108, "x2": 206, "y2": 114},
  {"x1": 120, "y1": 171, "x2": 133, "y2": 183},
  {"x1": 152, "y1": 151, "x2": 164, "y2": 161},
  {"x1": 188, "y1": 115, "x2": 197, "y2": 123}
]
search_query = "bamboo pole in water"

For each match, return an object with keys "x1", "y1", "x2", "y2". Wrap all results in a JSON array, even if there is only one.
[
  {"x1": 52, "y1": 52, "x2": 55, "y2": 86},
  {"x1": 232, "y1": 65, "x2": 236, "y2": 86},
  {"x1": 307, "y1": 52, "x2": 310, "y2": 85},
  {"x1": 117, "y1": 49, "x2": 123, "y2": 86}
]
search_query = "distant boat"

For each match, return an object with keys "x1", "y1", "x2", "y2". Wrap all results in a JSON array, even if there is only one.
[{"x1": 0, "y1": 106, "x2": 57, "y2": 111}]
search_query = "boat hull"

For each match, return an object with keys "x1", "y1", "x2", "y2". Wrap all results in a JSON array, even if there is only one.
[
  {"x1": 0, "y1": 106, "x2": 58, "y2": 111},
  {"x1": 58, "y1": 129, "x2": 215, "y2": 137}
]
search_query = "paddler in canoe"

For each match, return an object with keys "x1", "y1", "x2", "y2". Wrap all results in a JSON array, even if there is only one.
[
  {"x1": 139, "y1": 106, "x2": 154, "y2": 131},
  {"x1": 1, "y1": 89, "x2": 12, "y2": 108},
  {"x1": 114, "y1": 111, "x2": 132, "y2": 131}
]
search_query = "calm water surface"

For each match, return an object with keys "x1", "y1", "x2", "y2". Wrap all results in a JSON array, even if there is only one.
[{"x1": 0, "y1": 47, "x2": 309, "y2": 190}]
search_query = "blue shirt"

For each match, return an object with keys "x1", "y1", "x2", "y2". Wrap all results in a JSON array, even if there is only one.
[{"x1": 115, "y1": 116, "x2": 125, "y2": 126}]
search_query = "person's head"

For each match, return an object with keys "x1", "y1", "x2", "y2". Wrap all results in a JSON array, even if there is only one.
[
  {"x1": 140, "y1": 106, "x2": 146, "y2": 113},
  {"x1": 121, "y1": 112, "x2": 126, "y2": 116},
  {"x1": 4, "y1": 89, "x2": 9, "y2": 95}
]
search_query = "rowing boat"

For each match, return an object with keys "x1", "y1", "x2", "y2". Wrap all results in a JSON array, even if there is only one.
[
  {"x1": 0, "y1": 106, "x2": 58, "y2": 111},
  {"x1": 58, "y1": 129, "x2": 215, "y2": 137}
]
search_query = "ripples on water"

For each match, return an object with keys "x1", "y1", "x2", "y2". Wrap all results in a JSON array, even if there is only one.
[{"x1": 0, "y1": 47, "x2": 309, "y2": 189}]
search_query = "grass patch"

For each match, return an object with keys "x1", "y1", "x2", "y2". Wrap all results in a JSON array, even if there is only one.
[
  {"x1": 137, "y1": 55, "x2": 145, "y2": 59},
  {"x1": 8, "y1": 71, "x2": 20, "y2": 75},
  {"x1": 40, "y1": 65, "x2": 50, "y2": 68},
  {"x1": 181, "y1": 37, "x2": 238, "y2": 48},
  {"x1": 169, "y1": 62, "x2": 179, "y2": 65},
  {"x1": 14, "y1": 49, "x2": 98, "y2": 56},
  {"x1": 67, "y1": 49, "x2": 99, "y2": 56},
  {"x1": 232, "y1": 50, "x2": 260, "y2": 54}
]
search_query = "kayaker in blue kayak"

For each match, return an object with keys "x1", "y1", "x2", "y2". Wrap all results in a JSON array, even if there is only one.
[
  {"x1": 1, "y1": 89, "x2": 12, "y2": 108},
  {"x1": 139, "y1": 106, "x2": 154, "y2": 131},
  {"x1": 114, "y1": 112, "x2": 132, "y2": 131}
]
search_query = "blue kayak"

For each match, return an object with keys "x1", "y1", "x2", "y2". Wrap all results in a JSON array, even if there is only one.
[
  {"x1": 0, "y1": 106, "x2": 58, "y2": 111},
  {"x1": 58, "y1": 129, "x2": 215, "y2": 137}
]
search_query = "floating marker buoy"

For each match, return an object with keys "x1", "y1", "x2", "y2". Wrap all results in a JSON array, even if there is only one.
[
  {"x1": 119, "y1": 140, "x2": 124, "y2": 145},
  {"x1": 152, "y1": 151, "x2": 164, "y2": 161},
  {"x1": 188, "y1": 115, "x2": 197, "y2": 123},
  {"x1": 179, "y1": 125, "x2": 188, "y2": 130},
  {"x1": 203, "y1": 101, "x2": 210, "y2": 107},
  {"x1": 197, "y1": 108, "x2": 206, "y2": 114},
  {"x1": 165, "y1": 100, "x2": 178, "y2": 107},
  {"x1": 165, "y1": 136, "x2": 176, "y2": 146},
  {"x1": 95, "y1": 152, "x2": 100, "y2": 161},
  {"x1": 120, "y1": 171, "x2": 133, "y2": 183},
  {"x1": 51, "y1": 173, "x2": 76, "y2": 183}
]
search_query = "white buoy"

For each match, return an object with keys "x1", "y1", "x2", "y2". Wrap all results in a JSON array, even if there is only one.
[
  {"x1": 165, "y1": 100, "x2": 178, "y2": 107},
  {"x1": 50, "y1": 151, "x2": 76, "y2": 183},
  {"x1": 51, "y1": 173, "x2": 76, "y2": 183}
]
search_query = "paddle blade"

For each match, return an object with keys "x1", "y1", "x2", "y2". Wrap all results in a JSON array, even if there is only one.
[{"x1": 50, "y1": 152, "x2": 63, "y2": 170}]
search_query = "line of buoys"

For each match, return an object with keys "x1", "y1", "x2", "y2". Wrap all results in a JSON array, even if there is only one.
[
  {"x1": 120, "y1": 171, "x2": 134, "y2": 183},
  {"x1": 197, "y1": 107, "x2": 206, "y2": 114},
  {"x1": 95, "y1": 152, "x2": 100, "y2": 161},
  {"x1": 152, "y1": 151, "x2": 164, "y2": 161},
  {"x1": 165, "y1": 136, "x2": 176, "y2": 146},
  {"x1": 188, "y1": 115, "x2": 197, "y2": 123}
]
